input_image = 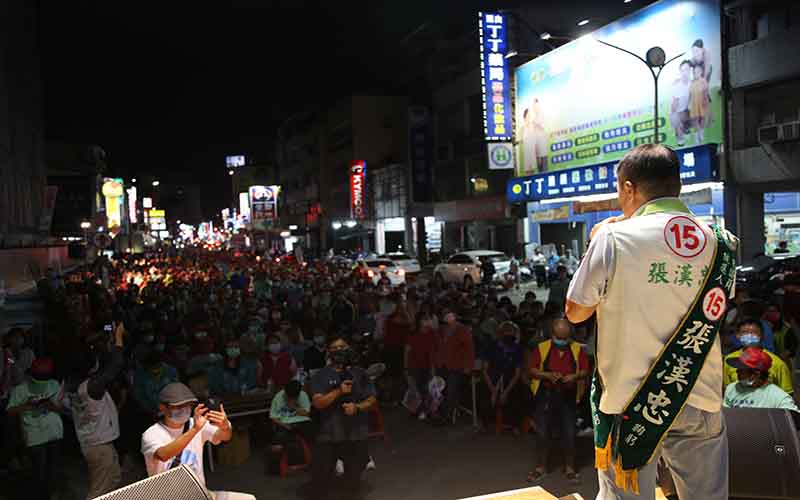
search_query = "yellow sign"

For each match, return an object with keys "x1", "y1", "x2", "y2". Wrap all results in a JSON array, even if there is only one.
[
  {"x1": 149, "y1": 209, "x2": 166, "y2": 217},
  {"x1": 531, "y1": 205, "x2": 570, "y2": 222}
]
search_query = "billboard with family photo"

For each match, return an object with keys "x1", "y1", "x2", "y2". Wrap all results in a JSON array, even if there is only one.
[{"x1": 514, "y1": 0, "x2": 721, "y2": 177}]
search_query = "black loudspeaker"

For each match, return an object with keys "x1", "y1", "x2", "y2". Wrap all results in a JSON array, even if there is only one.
[
  {"x1": 95, "y1": 465, "x2": 213, "y2": 500},
  {"x1": 725, "y1": 407, "x2": 800, "y2": 500}
]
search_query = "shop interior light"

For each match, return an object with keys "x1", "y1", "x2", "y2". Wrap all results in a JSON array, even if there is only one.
[
  {"x1": 152, "y1": 180, "x2": 160, "y2": 187},
  {"x1": 332, "y1": 221, "x2": 342, "y2": 230},
  {"x1": 540, "y1": 32, "x2": 552, "y2": 40},
  {"x1": 345, "y1": 220, "x2": 357, "y2": 228},
  {"x1": 577, "y1": 19, "x2": 590, "y2": 26},
  {"x1": 504, "y1": 50, "x2": 519, "y2": 59}
]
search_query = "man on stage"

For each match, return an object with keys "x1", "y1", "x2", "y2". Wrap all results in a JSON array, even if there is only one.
[{"x1": 566, "y1": 144, "x2": 736, "y2": 500}]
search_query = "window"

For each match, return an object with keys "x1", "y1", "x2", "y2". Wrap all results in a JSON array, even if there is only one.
[{"x1": 449, "y1": 254, "x2": 472, "y2": 264}]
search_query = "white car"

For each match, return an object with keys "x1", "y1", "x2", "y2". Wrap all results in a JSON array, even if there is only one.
[
  {"x1": 357, "y1": 259, "x2": 407, "y2": 286},
  {"x1": 433, "y1": 250, "x2": 511, "y2": 287},
  {"x1": 379, "y1": 253, "x2": 421, "y2": 275}
]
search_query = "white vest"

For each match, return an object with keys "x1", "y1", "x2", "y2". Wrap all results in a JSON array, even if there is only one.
[
  {"x1": 597, "y1": 205, "x2": 723, "y2": 414},
  {"x1": 70, "y1": 380, "x2": 120, "y2": 448}
]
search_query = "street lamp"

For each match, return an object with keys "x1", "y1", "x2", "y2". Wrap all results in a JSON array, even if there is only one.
[
  {"x1": 152, "y1": 180, "x2": 160, "y2": 187},
  {"x1": 131, "y1": 178, "x2": 137, "y2": 184},
  {"x1": 80, "y1": 220, "x2": 91, "y2": 269},
  {"x1": 597, "y1": 40, "x2": 684, "y2": 144}
]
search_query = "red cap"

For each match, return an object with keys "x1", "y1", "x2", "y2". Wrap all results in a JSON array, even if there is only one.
[
  {"x1": 726, "y1": 347, "x2": 772, "y2": 372},
  {"x1": 31, "y1": 357, "x2": 55, "y2": 378}
]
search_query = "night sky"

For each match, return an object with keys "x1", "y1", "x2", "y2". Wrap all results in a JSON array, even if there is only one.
[{"x1": 36, "y1": 1, "x2": 648, "y2": 214}]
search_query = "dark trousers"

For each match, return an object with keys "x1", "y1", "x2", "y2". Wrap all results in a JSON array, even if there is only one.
[
  {"x1": 444, "y1": 370, "x2": 466, "y2": 416},
  {"x1": 312, "y1": 440, "x2": 369, "y2": 498},
  {"x1": 477, "y1": 380, "x2": 527, "y2": 429},
  {"x1": 533, "y1": 387, "x2": 577, "y2": 469},
  {"x1": 29, "y1": 440, "x2": 60, "y2": 500}
]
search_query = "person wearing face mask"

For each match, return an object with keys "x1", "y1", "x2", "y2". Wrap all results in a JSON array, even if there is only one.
[
  {"x1": 404, "y1": 314, "x2": 437, "y2": 420},
  {"x1": 310, "y1": 336, "x2": 376, "y2": 500},
  {"x1": 7, "y1": 357, "x2": 64, "y2": 500},
  {"x1": 260, "y1": 334, "x2": 297, "y2": 392},
  {"x1": 478, "y1": 321, "x2": 525, "y2": 435},
  {"x1": 723, "y1": 319, "x2": 793, "y2": 395},
  {"x1": 304, "y1": 330, "x2": 329, "y2": 372},
  {"x1": 435, "y1": 307, "x2": 475, "y2": 425},
  {"x1": 763, "y1": 303, "x2": 797, "y2": 366},
  {"x1": 527, "y1": 318, "x2": 589, "y2": 483},
  {"x1": 723, "y1": 347, "x2": 799, "y2": 411},
  {"x1": 63, "y1": 323, "x2": 125, "y2": 499},
  {"x1": 140, "y1": 383, "x2": 255, "y2": 500},
  {"x1": 133, "y1": 350, "x2": 178, "y2": 417}
]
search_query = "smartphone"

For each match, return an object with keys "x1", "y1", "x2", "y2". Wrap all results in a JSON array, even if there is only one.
[{"x1": 205, "y1": 397, "x2": 221, "y2": 412}]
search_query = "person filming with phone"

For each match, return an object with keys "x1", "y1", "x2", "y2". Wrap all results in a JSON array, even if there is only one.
[
  {"x1": 309, "y1": 335, "x2": 376, "y2": 500},
  {"x1": 140, "y1": 382, "x2": 255, "y2": 500}
]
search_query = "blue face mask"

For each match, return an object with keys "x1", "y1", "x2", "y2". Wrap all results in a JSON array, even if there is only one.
[
  {"x1": 552, "y1": 338, "x2": 569, "y2": 347},
  {"x1": 738, "y1": 334, "x2": 760, "y2": 347}
]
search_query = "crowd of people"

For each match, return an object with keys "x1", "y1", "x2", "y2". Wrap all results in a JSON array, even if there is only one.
[{"x1": 0, "y1": 244, "x2": 797, "y2": 500}]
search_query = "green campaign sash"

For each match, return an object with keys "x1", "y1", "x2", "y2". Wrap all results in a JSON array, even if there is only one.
[{"x1": 591, "y1": 203, "x2": 736, "y2": 494}]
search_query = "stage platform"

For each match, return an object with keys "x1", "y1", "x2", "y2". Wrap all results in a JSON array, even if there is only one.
[{"x1": 457, "y1": 485, "x2": 669, "y2": 500}]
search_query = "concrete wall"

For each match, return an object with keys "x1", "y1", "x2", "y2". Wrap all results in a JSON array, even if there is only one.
[
  {"x1": 729, "y1": 26, "x2": 800, "y2": 90},
  {"x1": 0, "y1": 246, "x2": 79, "y2": 295},
  {"x1": 0, "y1": 0, "x2": 47, "y2": 240}
]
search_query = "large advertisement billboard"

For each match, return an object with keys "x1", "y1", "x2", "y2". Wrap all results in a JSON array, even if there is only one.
[
  {"x1": 249, "y1": 185, "x2": 279, "y2": 225},
  {"x1": 514, "y1": 0, "x2": 721, "y2": 177}
]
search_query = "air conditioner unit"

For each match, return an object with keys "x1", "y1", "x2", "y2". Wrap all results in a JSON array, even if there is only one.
[
  {"x1": 758, "y1": 124, "x2": 782, "y2": 144},
  {"x1": 781, "y1": 121, "x2": 800, "y2": 141}
]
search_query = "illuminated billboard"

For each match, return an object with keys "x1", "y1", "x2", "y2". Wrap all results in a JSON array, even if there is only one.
[
  {"x1": 514, "y1": 0, "x2": 721, "y2": 177},
  {"x1": 226, "y1": 155, "x2": 246, "y2": 168},
  {"x1": 479, "y1": 12, "x2": 513, "y2": 141},
  {"x1": 350, "y1": 161, "x2": 367, "y2": 220},
  {"x1": 249, "y1": 185, "x2": 279, "y2": 224},
  {"x1": 101, "y1": 178, "x2": 124, "y2": 232}
]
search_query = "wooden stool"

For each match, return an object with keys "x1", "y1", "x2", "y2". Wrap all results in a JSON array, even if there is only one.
[{"x1": 279, "y1": 434, "x2": 313, "y2": 477}]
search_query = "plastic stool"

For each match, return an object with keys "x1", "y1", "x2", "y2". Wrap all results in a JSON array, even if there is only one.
[{"x1": 279, "y1": 434, "x2": 312, "y2": 477}]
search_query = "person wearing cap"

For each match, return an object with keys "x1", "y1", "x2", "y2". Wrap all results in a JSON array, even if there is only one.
[
  {"x1": 723, "y1": 318, "x2": 793, "y2": 395},
  {"x1": 140, "y1": 383, "x2": 254, "y2": 500},
  {"x1": 724, "y1": 346, "x2": 799, "y2": 411},
  {"x1": 6, "y1": 357, "x2": 64, "y2": 500}
]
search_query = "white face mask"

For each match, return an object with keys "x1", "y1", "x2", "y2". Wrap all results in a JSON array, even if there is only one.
[
  {"x1": 268, "y1": 343, "x2": 282, "y2": 354},
  {"x1": 169, "y1": 407, "x2": 191, "y2": 425}
]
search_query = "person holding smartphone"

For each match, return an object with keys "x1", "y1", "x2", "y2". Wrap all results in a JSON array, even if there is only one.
[
  {"x1": 140, "y1": 383, "x2": 254, "y2": 500},
  {"x1": 310, "y1": 335, "x2": 376, "y2": 500}
]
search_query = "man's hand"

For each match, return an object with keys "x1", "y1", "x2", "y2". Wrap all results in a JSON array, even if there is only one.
[
  {"x1": 342, "y1": 402, "x2": 357, "y2": 416},
  {"x1": 206, "y1": 404, "x2": 230, "y2": 431},
  {"x1": 545, "y1": 372, "x2": 562, "y2": 383},
  {"x1": 114, "y1": 322, "x2": 125, "y2": 347},
  {"x1": 590, "y1": 215, "x2": 626, "y2": 240},
  {"x1": 340, "y1": 380, "x2": 353, "y2": 395},
  {"x1": 560, "y1": 373, "x2": 578, "y2": 384},
  {"x1": 193, "y1": 404, "x2": 209, "y2": 430}
]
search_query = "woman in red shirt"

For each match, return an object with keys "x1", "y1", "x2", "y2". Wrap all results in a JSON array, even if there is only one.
[{"x1": 404, "y1": 313, "x2": 436, "y2": 418}]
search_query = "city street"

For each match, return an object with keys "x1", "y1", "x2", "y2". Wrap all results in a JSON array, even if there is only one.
[{"x1": 8, "y1": 406, "x2": 596, "y2": 500}]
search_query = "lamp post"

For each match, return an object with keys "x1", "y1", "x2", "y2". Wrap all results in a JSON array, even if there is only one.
[
  {"x1": 597, "y1": 41, "x2": 684, "y2": 144},
  {"x1": 80, "y1": 220, "x2": 91, "y2": 270}
]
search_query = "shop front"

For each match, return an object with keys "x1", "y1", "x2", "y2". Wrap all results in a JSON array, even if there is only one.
[{"x1": 433, "y1": 195, "x2": 519, "y2": 257}]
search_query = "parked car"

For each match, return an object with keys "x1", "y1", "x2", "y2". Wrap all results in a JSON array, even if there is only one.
[
  {"x1": 356, "y1": 259, "x2": 407, "y2": 286},
  {"x1": 433, "y1": 250, "x2": 511, "y2": 287},
  {"x1": 379, "y1": 252, "x2": 421, "y2": 275}
]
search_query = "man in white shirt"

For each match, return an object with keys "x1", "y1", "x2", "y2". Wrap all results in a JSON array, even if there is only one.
[
  {"x1": 567, "y1": 144, "x2": 731, "y2": 500},
  {"x1": 670, "y1": 61, "x2": 692, "y2": 146},
  {"x1": 140, "y1": 383, "x2": 255, "y2": 500}
]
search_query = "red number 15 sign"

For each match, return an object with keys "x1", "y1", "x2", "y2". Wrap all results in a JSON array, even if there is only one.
[{"x1": 664, "y1": 216, "x2": 707, "y2": 258}]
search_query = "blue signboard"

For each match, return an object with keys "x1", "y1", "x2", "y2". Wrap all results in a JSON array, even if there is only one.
[
  {"x1": 507, "y1": 144, "x2": 718, "y2": 203},
  {"x1": 479, "y1": 12, "x2": 513, "y2": 141}
]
